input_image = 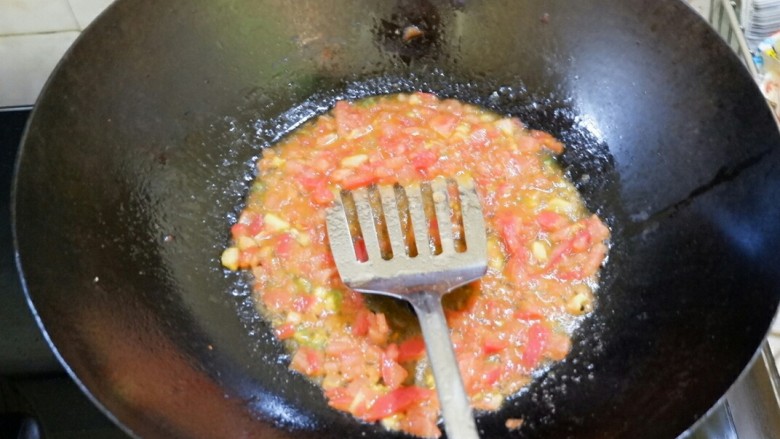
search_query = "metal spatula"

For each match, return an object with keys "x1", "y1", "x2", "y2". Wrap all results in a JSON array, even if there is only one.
[{"x1": 325, "y1": 175, "x2": 487, "y2": 439}]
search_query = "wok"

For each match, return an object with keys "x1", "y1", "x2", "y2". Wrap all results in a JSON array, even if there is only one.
[{"x1": 12, "y1": 0, "x2": 780, "y2": 437}]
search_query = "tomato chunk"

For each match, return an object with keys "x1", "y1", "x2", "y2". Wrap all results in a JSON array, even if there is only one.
[
  {"x1": 397, "y1": 337, "x2": 426, "y2": 363},
  {"x1": 364, "y1": 386, "x2": 433, "y2": 421},
  {"x1": 521, "y1": 323, "x2": 550, "y2": 368}
]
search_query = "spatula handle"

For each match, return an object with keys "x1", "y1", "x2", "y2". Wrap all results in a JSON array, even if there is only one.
[{"x1": 409, "y1": 292, "x2": 479, "y2": 439}]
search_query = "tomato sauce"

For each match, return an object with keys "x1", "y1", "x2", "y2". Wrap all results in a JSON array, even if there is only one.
[{"x1": 222, "y1": 92, "x2": 610, "y2": 437}]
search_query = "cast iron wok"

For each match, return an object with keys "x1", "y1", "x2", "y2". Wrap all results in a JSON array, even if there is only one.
[{"x1": 12, "y1": 0, "x2": 780, "y2": 437}]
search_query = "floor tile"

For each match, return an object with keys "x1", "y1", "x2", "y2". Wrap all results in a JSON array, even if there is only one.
[
  {"x1": 67, "y1": 0, "x2": 115, "y2": 30},
  {"x1": 0, "y1": 32, "x2": 79, "y2": 107},
  {"x1": 0, "y1": 0, "x2": 79, "y2": 36}
]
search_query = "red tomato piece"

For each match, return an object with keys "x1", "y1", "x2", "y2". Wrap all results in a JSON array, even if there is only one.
[
  {"x1": 483, "y1": 365, "x2": 502, "y2": 386},
  {"x1": 341, "y1": 172, "x2": 379, "y2": 190},
  {"x1": 353, "y1": 237, "x2": 368, "y2": 262},
  {"x1": 364, "y1": 386, "x2": 432, "y2": 421},
  {"x1": 411, "y1": 150, "x2": 438, "y2": 170},
  {"x1": 231, "y1": 222, "x2": 249, "y2": 238},
  {"x1": 293, "y1": 295, "x2": 315, "y2": 313},
  {"x1": 381, "y1": 350, "x2": 408, "y2": 389},
  {"x1": 352, "y1": 309, "x2": 370, "y2": 336},
  {"x1": 333, "y1": 101, "x2": 364, "y2": 138},
  {"x1": 291, "y1": 346, "x2": 324, "y2": 376},
  {"x1": 522, "y1": 323, "x2": 550, "y2": 368},
  {"x1": 429, "y1": 113, "x2": 458, "y2": 137},
  {"x1": 311, "y1": 183, "x2": 334, "y2": 205},
  {"x1": 325, "y1": 387, "x2": 353, "y2": 412},
  {"x1": 276, "y1": 233, "x2": 294, "y2": 258},
  {"x1": 368, "y1": 312, "x2": 390, "y2": 345},
  {"x1": 238, "y1": 247, "x2": 261, "y2": 268},
  {"x1": 275, "y1": 323, "x2": 296, "y2": 340},
  {"x1": 262, "y1": 288, "x2": 295, "y2": 312},
  {"x1": 571, "y1": 229, "x2": 592, "y2": 252},
  {"x1": 397, "y1": 337, "x2": 426, "y2": 363},
  {"x1": 536, "y1": 211, "x2": 568, "y2": 232},
  {"x1": 482, "y1": 335, "x2": 508, "y2": 355},
  {"x1": 496, "y1": 212, "x2": 532, "y2": 256}
]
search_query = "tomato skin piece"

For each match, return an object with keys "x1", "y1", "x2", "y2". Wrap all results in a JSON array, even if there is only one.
[
  {"x1": 275, "y1": 322, "x2": 296, "y2": 340},
  {"x1": 536, "y1": 211, "x2": 567, "y2": 232},
  {"x1": 291, "y1": 346, "x2": 324, "y2": 376},
  {"x1": 411, "y1": 150, "x2": 438, "y2": 170},
  {"x1": 352, "y1": 309, "x2": 370, "y2": 336},
  {"x1": 325, "y1": 387, "x2": 353, "y2": 412},
  {"x1": 311, "y1": 183, "x2": 334, "y2": 205},
  {"x1": 381, "y1": 345, "x2": 408, "y2": 389},
  {"x1": 522, "y1": 323, "x2": 551, "y2": 368},
  {"x1": 262, "y1": 288, "x2": 295, "y2": 313},
  {"x1": 483, "y1": 365, "x2": 502, "y2": 386},
  {"x1": 353, "y1": 237, "x2": 368, "y2": 262},
  {"x1": 231, "y1": 222, "x2": 249, "y2": 238},
  {"x1": 363, "y1": 386, "x2": 433, "y2": 421},
  {"x1": 496, "y1": 213, "x2": 532, "y2": 256},
  {"x1": 397, "y1": 337, "x2": 426, "y2": 363},
  {"x1": 571, "y1": 229, "x2": 592, "y2": 252},
  {"x1": 341, "y1": 172, "x2": 379, "y2": 190},
  {"x1": 276, "y1": 233, "x2": 294, "y2": 258},
  {"x1": 429, "y1": 113, "x2": 458, "y2": 137},
  {"x1": 293, "y1": 295, "x2": 315, "y2": 313},
  {"x1": 482, "y1": 335, "x2": 508, "y2": 355}
]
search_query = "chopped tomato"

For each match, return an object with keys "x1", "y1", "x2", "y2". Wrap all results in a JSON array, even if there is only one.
[
  {"x1": 483, "y1": 365, "x2": 502, "y2": 386},
  {"x1": 352, "y1": 309, "x2": 370, "y2": 336},
  {"x1": 311, "y1": 183, "x2": 334, "y2": 205},
  {"x1": 275, "y1": 233, "x2": 294, "y2": 257},
  {"x1": 496, "y1": 212, "x2": 532, "y2": 255},
  {"x1": 364, "y1": 386, "x2": 433, "y2": 421},
  {"x1": 275, "y1": 323, "x2": 296, "y2": 340},
  {"x1": 522, "y1": 323, "x2": 550, "y2": 368},
  {"x1": 482, "y1": 335, "x2": 508, "y2": 355},
  {"x1": 227, "y1": 92, "x2": 610, "y2": 438},
  {"x1": 368, "y1": 312, "x2": 390, "y2": 345},
  {"x1": 291, "y1": 346, "x2": 324, "y2": 376},
  {"x1": 429, "y1": 113, "x2": 458, "y2": 137},
  {"x1": 411, "y1": 150, "x2": 438, "y2": 170},
  {"x1": 353, "y1": 236, "x2": 368, "y2": 262},
  {"x1": 293, "y1": 295, "x2": 315, "y2": 313},
  {"x1": 381, "y1": 346, "x2": 408, "y2": 389},
  {"x1": 397, "y1": 337, "x2": 426, "y2": 363},
  {"x1": 341, "y1": 171, "x2": 379, "y2": 190},
  {"x1": 262, "y1": 288, "x2": 295, "y2": 312},
  {"x1": 571, "y1": 229, "x2": 592, "y2": 252},
  {"x1": 536, "y1": 211, "x2": 567, "y2": 232}
]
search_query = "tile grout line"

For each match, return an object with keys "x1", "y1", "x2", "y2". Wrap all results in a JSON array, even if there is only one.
[
  {"x1": 0, "y1": 29, "x2": 81, "y2": 38},
  {"x1": 63, "y1": 0, "x2": 86, "y2": 32}
]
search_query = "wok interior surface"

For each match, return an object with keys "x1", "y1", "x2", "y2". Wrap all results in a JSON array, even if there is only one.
[{"x1": 13, "y1": 0, "x2": 780, "y2": 438}]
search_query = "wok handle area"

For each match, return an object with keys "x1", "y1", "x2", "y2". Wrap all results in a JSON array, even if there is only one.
[
  {"x1": 691, "y1": 341, "x2": 780, "y2": 439},
  {"x1": 410, "y1": 292, "x2": 479, "y2": 439},
  {"x1": 725, "y1": 342, "x2": 780, "y2": 439}
]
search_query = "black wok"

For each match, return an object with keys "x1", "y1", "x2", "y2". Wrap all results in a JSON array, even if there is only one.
[{"x1": 13, "y1": 0, "x2": 780, "y2": 438}]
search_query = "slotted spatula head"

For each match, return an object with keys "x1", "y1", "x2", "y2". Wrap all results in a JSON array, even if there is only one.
[{"x1": 325, "y1": 175, "x2": 487, "y2": 297}]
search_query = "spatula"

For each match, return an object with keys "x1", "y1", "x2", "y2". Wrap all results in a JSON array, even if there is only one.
[{"x1": 325, "y1": 175, "x2": 487, "y2": 439}]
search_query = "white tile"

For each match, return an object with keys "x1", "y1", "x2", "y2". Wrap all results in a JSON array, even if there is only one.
[
  {"x1": 772, "y1": 306, "x2": 780, "y2": 335},
  {"x1": 67, "y1": 0, "x2": 115, "y2": 30},
  {"x1": 0, "y1": 32, "x2": 79, "y2": 107},
  {"x1": 687, "y1": 0, "x2": 712, "y2": 18},
  {"x1": 769, "y1": 334, "x2": 780, "y2": 361},
  {"x1": 0, "y1": 0, "x2": 79, "y2": 36}
]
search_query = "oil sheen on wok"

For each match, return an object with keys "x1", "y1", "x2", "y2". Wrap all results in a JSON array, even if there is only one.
[{"x1": 221, "y1": 92, "x2": 610, "y2": 438}]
